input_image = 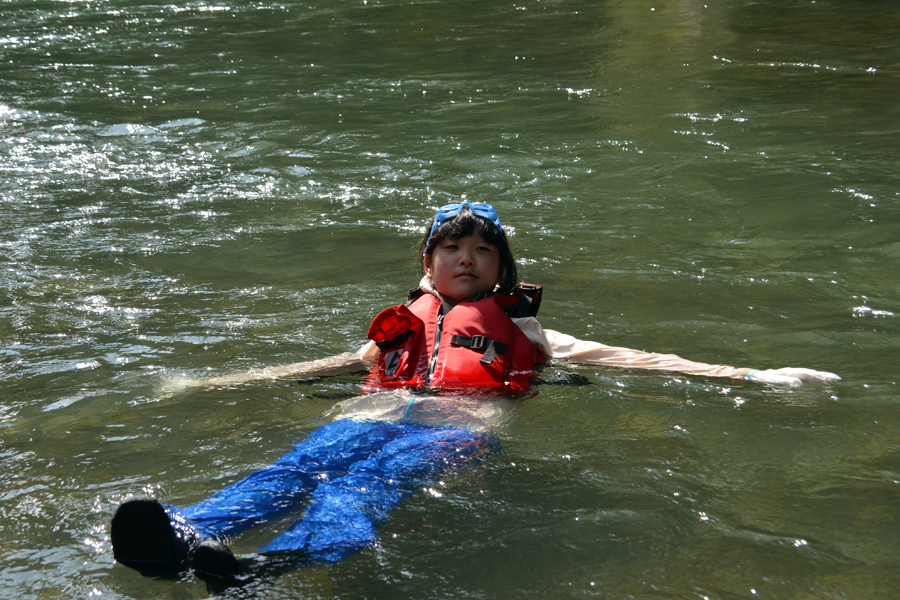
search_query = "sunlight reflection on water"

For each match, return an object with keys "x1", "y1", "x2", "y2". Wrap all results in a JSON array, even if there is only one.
[{"x1": 1, "y1": 0, "x2": 899, "y2": 597}]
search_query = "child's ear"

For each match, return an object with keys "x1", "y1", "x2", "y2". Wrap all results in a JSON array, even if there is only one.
[{"x1": 423, "y1": 255, "x2": 433, "y2": 278}]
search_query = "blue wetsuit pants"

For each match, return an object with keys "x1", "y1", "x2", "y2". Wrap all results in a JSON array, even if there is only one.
[{"x1": 164, "y1": 418, "x2": 496, "y2": 563}]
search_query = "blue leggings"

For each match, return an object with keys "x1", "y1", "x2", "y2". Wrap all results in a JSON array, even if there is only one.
[{"x1": 164, "y1": 419, "x2": 497, "y2": 562}]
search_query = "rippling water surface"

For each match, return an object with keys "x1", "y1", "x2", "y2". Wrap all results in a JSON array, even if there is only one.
[{"x1": 2, "y1": 0, "x2": 899, "y2": 598}]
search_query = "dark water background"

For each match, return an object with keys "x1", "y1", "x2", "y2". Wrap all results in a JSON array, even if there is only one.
[{"x1": 1, "y1": 0, "x2": 899, "y2": 597}]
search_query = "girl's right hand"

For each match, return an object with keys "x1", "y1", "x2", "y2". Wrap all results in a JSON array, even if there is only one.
[{"x1": 747, "y1": 367, "x2": 841, "y2": 387}]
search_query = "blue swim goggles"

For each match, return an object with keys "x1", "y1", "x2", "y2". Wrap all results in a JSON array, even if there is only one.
[{"x1": 427, "y1": 201, "x2": 503, "y2": 242}]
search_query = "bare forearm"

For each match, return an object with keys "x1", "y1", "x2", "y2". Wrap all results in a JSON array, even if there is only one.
[{"x1": 185, "y1": 347, "x2": 372, "y2": 390}]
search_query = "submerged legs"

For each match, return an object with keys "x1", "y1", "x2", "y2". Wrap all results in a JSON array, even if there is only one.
[
  {"x1": 173, "y1": 418, "x2": 405, "y2": 540},
  {"x1": 124, "y1": 417, "x2": 497, "y2": 568},
  {"x1": 262, "y1": 423, "x2": 496, "y2": 560}
]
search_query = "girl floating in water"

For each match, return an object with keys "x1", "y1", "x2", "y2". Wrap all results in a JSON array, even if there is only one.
[{"x1": 111, "y1": 202, "x2": 839, "y2": 580}]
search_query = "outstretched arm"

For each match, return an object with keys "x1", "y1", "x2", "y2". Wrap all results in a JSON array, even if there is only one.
[
  {"x1": 181, "y1": 343, "x2": 378, "y2": 389},
  {"x1": 514, "y1": 318, "x2": 839, "y2": 387}
]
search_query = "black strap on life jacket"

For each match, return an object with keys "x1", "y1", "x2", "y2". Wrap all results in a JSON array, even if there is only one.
[
  {"x1": 450, "y1": 334, "x2": 508, "y2": 365},
  {"x1": 406, "y1": 287, "x2": 424, "y2": 304},
  {"x1": 374, "y1": 329, "x2": 414, "y2": 350},
  {"x1": 505, "y1": 283, "x2": 542, "y2": 318},
  {"x1": 464, "y1": 283, "x2": 543, "y2": 319}
]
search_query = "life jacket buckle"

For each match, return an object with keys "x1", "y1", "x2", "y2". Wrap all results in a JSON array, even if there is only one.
[{"x1": 470, "y1": 335, "x2": 487, "y2": 350}]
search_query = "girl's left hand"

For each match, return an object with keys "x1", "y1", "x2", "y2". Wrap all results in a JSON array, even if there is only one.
[{"x1": 748, "y1": 368, "x2": 841, "y2": 387}]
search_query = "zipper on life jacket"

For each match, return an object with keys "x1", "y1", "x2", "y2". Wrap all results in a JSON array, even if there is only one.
[{"x1": 425, "y1": 310, "x2": 444, "y2": 387}]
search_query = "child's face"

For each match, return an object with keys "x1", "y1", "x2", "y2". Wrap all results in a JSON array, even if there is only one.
[{"x1": 424, "y1": 234, "x2": 501, "y2": 306}]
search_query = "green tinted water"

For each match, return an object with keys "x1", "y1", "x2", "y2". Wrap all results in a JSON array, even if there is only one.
[{"x1": 1, "y1": 0, "x2": 898, "y2": 598}]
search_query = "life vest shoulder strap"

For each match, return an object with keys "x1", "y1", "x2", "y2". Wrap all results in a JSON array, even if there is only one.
[
  {"x1": 508, "y1": 283, "x2": 542, "y2": 318},
  {"x1": 464, "y1": 283, "x2": 542, "y2": 318},
  {"x1": 406, "y1": 283, "x2": 542, "y2": 317},
  {"x1": 406, "y1": 287, "x2": 424, "y2": 305}
]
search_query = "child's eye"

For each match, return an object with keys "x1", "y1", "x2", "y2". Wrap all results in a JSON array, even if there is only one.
[{"x1": 443, "y1": 244, "x2": 458, "y2": 251}]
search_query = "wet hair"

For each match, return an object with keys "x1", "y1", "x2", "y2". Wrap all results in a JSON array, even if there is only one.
[{"x1": 418, "y1": 206, "x2": 518, "y2": 294}]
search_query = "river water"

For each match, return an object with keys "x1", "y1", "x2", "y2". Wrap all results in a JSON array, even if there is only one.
[{"x1": 1, "y1": 0, "x2": 898, "y2": 598}]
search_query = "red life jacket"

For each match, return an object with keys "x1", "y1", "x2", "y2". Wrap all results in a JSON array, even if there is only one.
[{"x1": 365, "y1": 284, "x2": 543, "y2": 394}]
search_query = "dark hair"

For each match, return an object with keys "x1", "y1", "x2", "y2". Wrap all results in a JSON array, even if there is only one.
[{"x1": 418, "y1": 207, "x2": 518, "y2": 294}]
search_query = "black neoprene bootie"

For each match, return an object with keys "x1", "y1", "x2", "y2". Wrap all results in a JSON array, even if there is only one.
[
  {"x1": 111, "y1": 496, "x2": 189, "y2": 572},
  {"x1": 193, "y1": 539, "x2": 240, "y2": 579}
]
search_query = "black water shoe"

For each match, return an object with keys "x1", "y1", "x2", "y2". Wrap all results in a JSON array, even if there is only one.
[
  {"x1": 193, "y1": 539, "x2": 240, "y2": 579},
  {"x1": 111, "y1": 495, "x2": 189, "y2": 572}
]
